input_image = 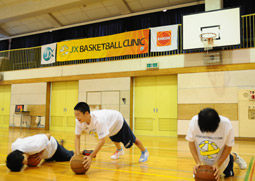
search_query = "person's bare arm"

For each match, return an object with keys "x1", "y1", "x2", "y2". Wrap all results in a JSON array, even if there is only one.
[
  {"x1": 83, "y1": 137, "x2": 105, "y2": 169},
  {"x1": 189, "y1": 141, "x2": 201, "y2": 165},
  {"x1": 32, "y1": 149, "x2": 45, "y2": 161},
  {"x1": 213, "y1": 145, "x2": 232, "y2": 179},
  {"x1": 75, "y1": 134, "x2": 81, "y2": 155},
  {"x1": 90, "y1": 137, "x2": 105, "y2": 158},
  {"x1": 188, "y1": 141, "x2": 202, "y2": 174}
]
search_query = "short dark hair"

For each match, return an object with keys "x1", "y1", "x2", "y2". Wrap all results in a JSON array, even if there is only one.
[
  {"x1": 6, "y1": 150, "x2": 24, "y2": 172},
  {"x1": 74, "y1": 102, "x2": 90, "y2": 114},
  {"x1": 198, "y1": 108, "x2": 220, "y2": 133}
]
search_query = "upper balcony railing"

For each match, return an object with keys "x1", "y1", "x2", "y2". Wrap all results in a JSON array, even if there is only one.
[{"x1": 0, "y1": 13, "x2": 254, "y2": 72}]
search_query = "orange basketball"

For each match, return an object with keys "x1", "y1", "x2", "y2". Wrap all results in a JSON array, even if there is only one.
[
  {"x1": 27, "y1": 154, "x2": 41, "y2": 167},
  {"x1": 70, "y1": 155, "x2": 89, "y2": 174},
  {"x1": 195, "y1": 165, "x2": 216, "y2": 181}
]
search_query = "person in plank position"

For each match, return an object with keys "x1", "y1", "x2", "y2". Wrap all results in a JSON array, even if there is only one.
[
  {"x1": 186, "y1": 108, "x2": 247, "y2": 180},
  {"x1": 6, "y1": 133, "x2": 74, "y2": 171},
  {"x1": 74, "y1": 102, "x2": 149, "y2": 169}
]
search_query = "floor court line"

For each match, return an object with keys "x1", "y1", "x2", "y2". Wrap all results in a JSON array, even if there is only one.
[
  {"x1": 145, "y1": 146, "x2": 255, "y2": 156},
  {"x1": 96, "y1": 160, "x2": 191, "y2": 173},
  {"x1": 244, "y1": 157, "x2": 254, "y2": 181},
  {"x1": 49, "y1": 159, "x2": 194, "y2": 174},
  {"x1": 249, "y1": 157, "x2": 255, "y2": 181},
  {"x1": 0, "y1": 162, "x2": 247, "y2": 180},
  {"x1": 92, "y1": 166, "x2": 194, "y2": 180},
  {"x1": 93, "y1": 159, "x2": 247, "y2": 180},
  {"x1": 92, "y1": 163, "x2": 251, "y2": 181},
  {"x1": 0, "y1": 162, "x2": 194, "y2": 180}
]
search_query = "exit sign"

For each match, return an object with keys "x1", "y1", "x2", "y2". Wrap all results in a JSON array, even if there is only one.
[{"x1": 146, "y1": 63, "x2": 159, "y2": 69}]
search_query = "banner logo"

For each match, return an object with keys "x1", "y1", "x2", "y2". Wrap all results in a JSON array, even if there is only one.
[
  {"x1": 43, "y1": 47, "x2": 54, "y2": 61},
  {"x1": 59, "y1": 45, "x2": 69, "y2": 57},
  {"x1": 41, "y1": 43, "x2": 56, "y2": 64},
  {"x1": 157, "y1": 31, "x2": 171, "y2": 47},
  {"x1": 150, "y1": 25, "x2": 178, "y2": 52},
  {"x1": 57, "y1": 29, "x2": 149, "y2": 61}
]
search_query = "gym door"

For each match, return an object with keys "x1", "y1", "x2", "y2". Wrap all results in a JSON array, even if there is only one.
[
  {"x1": 134, "y1": 75, "x2": 177, "y2": 136},
  {"x1": 51, "y1": 81, "x2": 78, "y2": 131}
]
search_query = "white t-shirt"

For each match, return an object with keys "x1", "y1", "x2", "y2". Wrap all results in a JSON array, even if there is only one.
[
  {"x1": 186, "y1": 115, "x2": 234, "y2": 174},
  {"x1": 75, "y1": 109, "x2": 124, "y2": 139},
  {"x1": 12, "y1": 134, "x2": 58, "y2": 159}
]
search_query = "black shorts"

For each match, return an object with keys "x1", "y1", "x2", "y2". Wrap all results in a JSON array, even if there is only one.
[
  {"x1": 45, "y1": 141, "x2": 74, "y2": 162},
  {"x1": 223, "y1": 154, "x2": 234, "y2": 177},
  {"x1": 109, "y1": 119, "x2": 136, "y2": 149}
]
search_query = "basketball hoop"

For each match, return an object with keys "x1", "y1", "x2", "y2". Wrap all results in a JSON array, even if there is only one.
[{"x1": 200, "y1": 33, "x2": 216, "y2": 51}]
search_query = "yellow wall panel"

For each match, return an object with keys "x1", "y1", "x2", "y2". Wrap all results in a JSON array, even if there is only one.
[
  {"x1": 135, "y1": 118, "x2": 153, "y2": 131},
  {"x1": 65, "y1": 81, "x2": 79, "y2": 117},
  {"x1": 51, "y1": 82, "x2": 66, "y2": 117},
  {"x1": 134, "y1": 75, "x2": 177, "y2": 136},
  {"x1": 0, "y1": 85, "x2": 11, "y2": 128},
  {"x1": 51, "y1": 81, "x2": 78, "y2": 131},
  {"x1": 135, "y1": 76, "x2": 156, "y2": 119}
]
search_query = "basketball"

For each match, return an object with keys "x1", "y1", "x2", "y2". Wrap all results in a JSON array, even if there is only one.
[
  {"x1": 27, "y1": 154, "x2": 41, "y2": 167},
  {"x1": 70, "y1": 155, "x2": 89, "y2": 174},
  {"x1": 195, "y1": 165, "x2": 216, "y2": 181}
]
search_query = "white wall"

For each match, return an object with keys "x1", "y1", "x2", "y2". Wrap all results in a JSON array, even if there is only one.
[
  {"x1": 3, "y1": 48, "x2": 255, "y2": 137},
  {"x1": 79, "y1": 77, "x2": 131, "y2": 125},
  {"x1": 178, "y1": 69, "x2": 255, "y2": 137},
  {"x1": 10, "y1": 83, "x2": 46, "y2": 127},
  {"x1": 3, "y1": 55, "x2": 184, "y2": 81}
]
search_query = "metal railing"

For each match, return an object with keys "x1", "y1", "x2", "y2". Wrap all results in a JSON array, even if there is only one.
[{"x1": 0, "y1": 13, "x2": 254, "y2": 72}]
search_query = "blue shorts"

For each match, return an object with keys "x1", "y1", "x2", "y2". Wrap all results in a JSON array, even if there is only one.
[
  {"x1": 223, "y1": 154, "x2": 234, "y2": 177},
  {"x1": 109, "y1": 119, "x2": 136, "y2": 149}
]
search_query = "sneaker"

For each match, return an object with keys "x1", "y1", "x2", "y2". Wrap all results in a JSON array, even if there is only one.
[
  {"x1": 82, "y1": 150, "x2": 96, "y2": 158},
  {"x1": 233, "y1": 152, "x2": 247, "y2": 169},
  {"x1": 139, "y1": 149, "x2": 149, "y2": 163},
  {"x1": 111, "y1": 148, "x2": 124, "y2": 160}
]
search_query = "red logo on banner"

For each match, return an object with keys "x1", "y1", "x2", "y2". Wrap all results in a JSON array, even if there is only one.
[{"x1": 157, "y1": 31, "x2": 171, "y2": 47}]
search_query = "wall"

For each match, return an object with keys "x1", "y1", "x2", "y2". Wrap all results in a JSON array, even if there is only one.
[
  {"x1": 2, "y1": 48, "x2": 255, "y2": 137},
  {"x1": 184, "y1": 48, "x2": 253, "y2": 67},
  {"x1": 79, "y1": 77, "x2": 131, "y2": 125},
  {"x1": 10, "y1": 83, "x2": 46, "y2": 127},
  {"x1": 178, "y1": 69, "x2": 255, "y2": 137},
  {"x1": 2, "y1": 55, "x2": 184, "y2": 80},
  {"x1": 2, "y1": 48, "x2": 254, "y2": 82}
]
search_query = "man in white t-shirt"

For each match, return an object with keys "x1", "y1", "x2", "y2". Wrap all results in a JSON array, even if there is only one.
[
  {"x1": 6, "y1": 133, "x2": 74, "y2": 172},
  {"x1": 74, "y1": 102, "x2": 149, "y2": 169},
  {"x1": 186, "y1": 108, "x2": 247, "y2": 180}
]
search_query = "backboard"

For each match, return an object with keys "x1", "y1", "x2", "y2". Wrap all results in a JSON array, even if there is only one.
[{"x1": 183, "y1": 7, "x2": 240, "y2": 50}]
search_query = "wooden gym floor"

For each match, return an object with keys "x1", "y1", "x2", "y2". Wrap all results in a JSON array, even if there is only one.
[{"x1": 0, "y1": 128, "x2": 254, "y2": 181}]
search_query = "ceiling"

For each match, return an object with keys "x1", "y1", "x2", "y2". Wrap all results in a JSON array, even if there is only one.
[{"x1": 0, "y1": 0, "x2": 204, "y2": 40}]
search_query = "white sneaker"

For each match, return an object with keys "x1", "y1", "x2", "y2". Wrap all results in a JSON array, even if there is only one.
[
  {"x1": 233, "y1": 152, "x2": 247, "y2": 169},
  {"x1": 111, "y1": 148, "x2": 124, "y2": 160},
  {"x1": 139, "y1": 149, "x2": 149, "y2": 162}
]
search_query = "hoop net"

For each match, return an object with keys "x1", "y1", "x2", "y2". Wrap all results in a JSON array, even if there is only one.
[{"x1": 200, "y1": 33, "x2": 216, "y2": 51}]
